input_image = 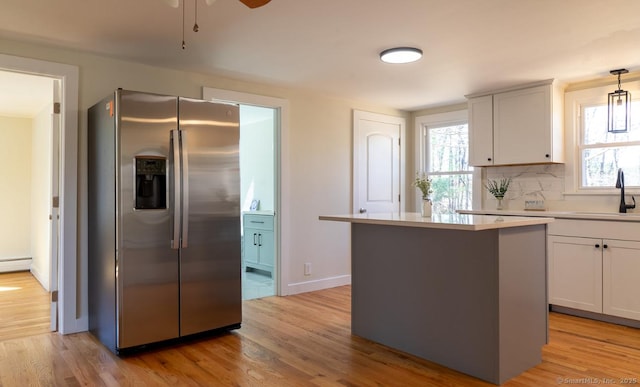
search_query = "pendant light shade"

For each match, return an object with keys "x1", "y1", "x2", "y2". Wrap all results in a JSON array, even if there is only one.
[
  {"x1": 608, "y1": 69, "x2": 631, "y2": 133},
  {"x1": 380, "y1": 47, "x2": 423, "y2": 64}
]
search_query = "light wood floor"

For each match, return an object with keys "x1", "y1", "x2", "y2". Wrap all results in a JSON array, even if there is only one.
[
  {"x1": 1, "y1": 275, "x2": 640, "y2": 386},
  {"x1": 0, "y1": 271, "x2": 50, "y2": 341}
]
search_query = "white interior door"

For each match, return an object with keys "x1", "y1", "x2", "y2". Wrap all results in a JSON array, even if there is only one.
[
  {"x1": 49, "y1": 79, "x2": 61, "y2": 332},
  {"x1": 353, "y1": 110, "x2": 405, "y2": 214}
]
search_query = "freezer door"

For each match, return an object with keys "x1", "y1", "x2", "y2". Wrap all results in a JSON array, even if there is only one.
[
  {"x1": 118, "y1": 90, "x2": 180, "y2": 349},
  {"x1": 178, "y1": 98, "x2": 242, "y2": 336}
]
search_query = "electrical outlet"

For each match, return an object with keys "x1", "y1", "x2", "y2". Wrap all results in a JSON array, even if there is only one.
[{"x1": 304, "y1": 263, "x2": 311, "y2": 276}]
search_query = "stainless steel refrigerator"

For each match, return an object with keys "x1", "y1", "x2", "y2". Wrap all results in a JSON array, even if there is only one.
[{"x1": 88, "y1": 89, "x2": 242, "y2": 354}]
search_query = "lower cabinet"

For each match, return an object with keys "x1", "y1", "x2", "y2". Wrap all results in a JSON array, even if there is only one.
[
  {"x1": 243, "y1": 213, "x2": 274, "y2": 276},
  {"x1": 603, "y1": 239, "x2": 640, "y2": 320},
  {"x1": 548, "y1": 235, "x2": 602, "y2": 313},
  {"x1": 548, "y1": 219, "x2": 640, "y2": 321}
]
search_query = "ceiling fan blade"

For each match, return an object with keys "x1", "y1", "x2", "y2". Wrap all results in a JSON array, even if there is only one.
[{"x1": 238, "y1": 0, "x2": 271, "y2": 9}]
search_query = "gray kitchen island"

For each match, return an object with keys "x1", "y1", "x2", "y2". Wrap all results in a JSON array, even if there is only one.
[{"x1": 319, "y1": 212, "x2": 553, "y2": 385}]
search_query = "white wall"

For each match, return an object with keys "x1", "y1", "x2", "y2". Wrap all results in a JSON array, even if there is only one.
[
  {"x1": 240, "y1": 105, "x2": 275, "y2": 212},
  {"x1": 0, "y1": 116, "x2": 32, "y2": 261},
  {"x1": 0, "y1": 37, "x2": 408, "y2": 322},
  {"x1": 30, "y1": 101, "x2": 53, "y2": 289}
]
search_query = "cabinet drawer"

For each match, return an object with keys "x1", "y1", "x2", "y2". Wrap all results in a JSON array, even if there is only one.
[
  {"x1": 243, "y1": 214, "x2": 274, "y2": 231},
  {"x1": 548, "y1": 219, "x2": 640, "y2": 241}
]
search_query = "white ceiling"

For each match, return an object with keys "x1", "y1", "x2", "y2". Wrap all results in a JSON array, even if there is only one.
[{"x1": 1, "y1": 0, "x2": 640, "y2": 113}]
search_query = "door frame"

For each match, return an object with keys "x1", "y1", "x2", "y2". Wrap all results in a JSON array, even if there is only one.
[
  {"x1": 202, "y1": 87, "x2": 290, "y2": 296},
  {"x1": 352, "y1": 110, "x2": 406, "y2": 214},
  {"x1": 50, "y1": 78, "x2": 61, "y2": 331},
  {"x1": 0, "y1": 54, "x2": 81, "y2": 333}
]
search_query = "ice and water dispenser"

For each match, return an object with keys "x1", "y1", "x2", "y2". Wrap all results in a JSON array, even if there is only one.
[{"x1": 135, "y1": 156, "x2": 167, "y2": 210}]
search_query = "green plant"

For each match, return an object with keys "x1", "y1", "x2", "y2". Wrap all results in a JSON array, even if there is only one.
[
  {"x1": 485, "y1": 177, "x2": 512, "y2": 198},
  {"x1": 413, "y1": 172, "x2": 432, "y2": 199}
]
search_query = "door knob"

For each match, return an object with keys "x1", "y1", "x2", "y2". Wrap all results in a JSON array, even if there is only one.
[{"x1": 359, "y1": 208, "x2": 367, "y2": 214}]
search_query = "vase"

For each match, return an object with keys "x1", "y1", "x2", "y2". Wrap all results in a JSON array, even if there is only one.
[
  {"x1": 421, "y1": 198, "x2": 432, "y2": 217},
  {"x1": 495, "y1": 197, "x2": 504, "y2": 210}
]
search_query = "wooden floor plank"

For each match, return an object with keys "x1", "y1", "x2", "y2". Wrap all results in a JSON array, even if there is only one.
[
  {"x1": 1, "y1": 276, "x2": 640, "y2": 386},
  {"x1": 0, "y1": 271, "x2": 50, "y2": 341}
]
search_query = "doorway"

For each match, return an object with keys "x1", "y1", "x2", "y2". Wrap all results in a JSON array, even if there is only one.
[
  {"x1": 203, "y1": 87, "x2": 288, "y2": 299},
  {"x1": 239, "y1": 105, "x2": 276, "y2": 300},
  {"x1": 0, "y1": 70, "x2": 56, "y2": 338},
  {"x1": 0, "y1": 53, "x2": 80, "y2": 335}
]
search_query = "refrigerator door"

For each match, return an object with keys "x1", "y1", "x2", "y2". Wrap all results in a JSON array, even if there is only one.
[
  {"x1": 178, "y1": 97, "x2": 242, "y2": 336},
  {"x1": 118, "y1": 90, "x2": 180, "y2": 349}
]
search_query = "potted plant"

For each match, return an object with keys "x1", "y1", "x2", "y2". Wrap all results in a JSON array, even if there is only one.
[
  {"x1": 413, "y1": 172, "x2": 433, "y2": 217},
  {"x1": 485, "y1": 177, "x2": 512, "y2": 210}
]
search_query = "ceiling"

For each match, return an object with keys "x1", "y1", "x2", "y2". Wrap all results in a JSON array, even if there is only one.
[{"x1": 2, "y1": 0, "x2": 640, "y2": 113}]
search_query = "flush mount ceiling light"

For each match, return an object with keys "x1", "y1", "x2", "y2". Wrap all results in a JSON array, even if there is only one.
[
  {"x1": 379, "y1": 47, "x2": 423, "y2": 64},
  {"x1": 608, "y1": 68, "x2": 631, "y2": 133}
]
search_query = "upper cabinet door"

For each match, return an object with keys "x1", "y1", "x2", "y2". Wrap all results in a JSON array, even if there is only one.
[
  {"x1": 493, "y1": 85, "x2": 552, "y2": 164},
  {"x1": 468, "y1": 95, "x2": 494, "y2": 166},
  {"x1": 467, "y1": 80, "x2": 564, "y2": 167}
]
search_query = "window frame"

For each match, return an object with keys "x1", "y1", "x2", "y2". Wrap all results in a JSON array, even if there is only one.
[
  {"x1": 564, "y1": 80, "x2": 640, "y2": 196},
  {"x1": 414, "y1": 110, "x2": 481, "y2": 211}
]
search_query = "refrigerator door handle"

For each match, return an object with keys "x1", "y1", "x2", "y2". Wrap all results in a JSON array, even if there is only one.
[
  {"x1": 171, "y1": 129, "x2": 181, "y2": 250},
  {"x1": 180, "y1": 129, "x2": 190, "y2": 248}
]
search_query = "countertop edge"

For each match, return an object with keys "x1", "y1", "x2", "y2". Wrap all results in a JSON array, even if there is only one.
[
  {"x1": 319, "y1": 213, "x2": 554, "y2": 231},
  {"x1": 458, "y1": 209, "x2": 640, "y2": 222}
]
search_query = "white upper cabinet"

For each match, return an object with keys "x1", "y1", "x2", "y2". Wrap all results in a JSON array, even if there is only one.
[
  {"x1": 468, "y1": 95, "x2": 494, "y2": 166},
  {"x1": 466, "y1": 80, "x2": 564, "y2": 166}
]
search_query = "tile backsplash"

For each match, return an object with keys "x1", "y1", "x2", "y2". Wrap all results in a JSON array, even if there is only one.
[{"x1": 483, "y1": 164, "x2": 626, "y2": 213}]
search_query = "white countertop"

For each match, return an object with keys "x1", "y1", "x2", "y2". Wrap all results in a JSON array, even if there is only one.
[
  {"x1": 458, "y1": 209, "x2": 640, "y2": 222},
  {"x1": 319, "y1": 212, "x2": 553, "y2": 231},
  {"x1": 242, "y1": 210, "x2": 275, "y2": 216}
]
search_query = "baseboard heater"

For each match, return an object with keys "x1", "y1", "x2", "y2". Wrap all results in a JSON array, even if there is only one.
[{"x1": 0, "y1": 257, "x2": 32, "y2": 273}]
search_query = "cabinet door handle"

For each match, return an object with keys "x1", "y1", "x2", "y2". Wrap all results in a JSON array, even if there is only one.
[
  {"x1": 487, "y1": 157, "x2": 492, "y2": 161},
  {"x1": 545, "y1": 154, "x2": 550, "y2": 158},
  {"x1": 603, "y1": 244, "x2": 608, "y2": 249},
  {"x1": 250, "y1": 220, "x2": 265, "y2": 224},
  {"x1": 595, "y1": 244, "x2": 600, "y2": 248},
  {"x1": 258, "y1": 233, "x2": 263, "y2": 247},
  {"x1": 253, "y1": 233, "x2": 257, "y2": 245}
]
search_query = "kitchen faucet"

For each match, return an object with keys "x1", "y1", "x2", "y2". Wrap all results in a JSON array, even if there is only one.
[{"x1": 615, "y1": 168, "x2": 636, "y2": 213}]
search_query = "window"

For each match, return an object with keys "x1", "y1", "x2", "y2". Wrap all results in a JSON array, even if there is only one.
[
  {"x1": 580, "y1": 101, "x2": 640, "y2": 188},
  {"x1": 415, "y1": 110, "x2": 475, "y2": 213}
]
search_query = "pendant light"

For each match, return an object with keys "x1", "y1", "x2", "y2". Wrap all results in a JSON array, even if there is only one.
[
  {"x1": 380, "y1": 47, "x2": 423, "y2": 64},
  {"x1": 608, "y1": 68, "x2": 631, "y2": 133}
]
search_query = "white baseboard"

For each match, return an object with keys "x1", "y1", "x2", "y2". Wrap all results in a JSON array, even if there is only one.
[
  {"x1": 0, "y1": 258, "x2": 32, "y2": 273},
  {"x1": 30, "y1": 265, "x2": 50, "y2": 291},
  {"x1": 285, "y1": 274, "x2": 351, "y2": 296}
]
